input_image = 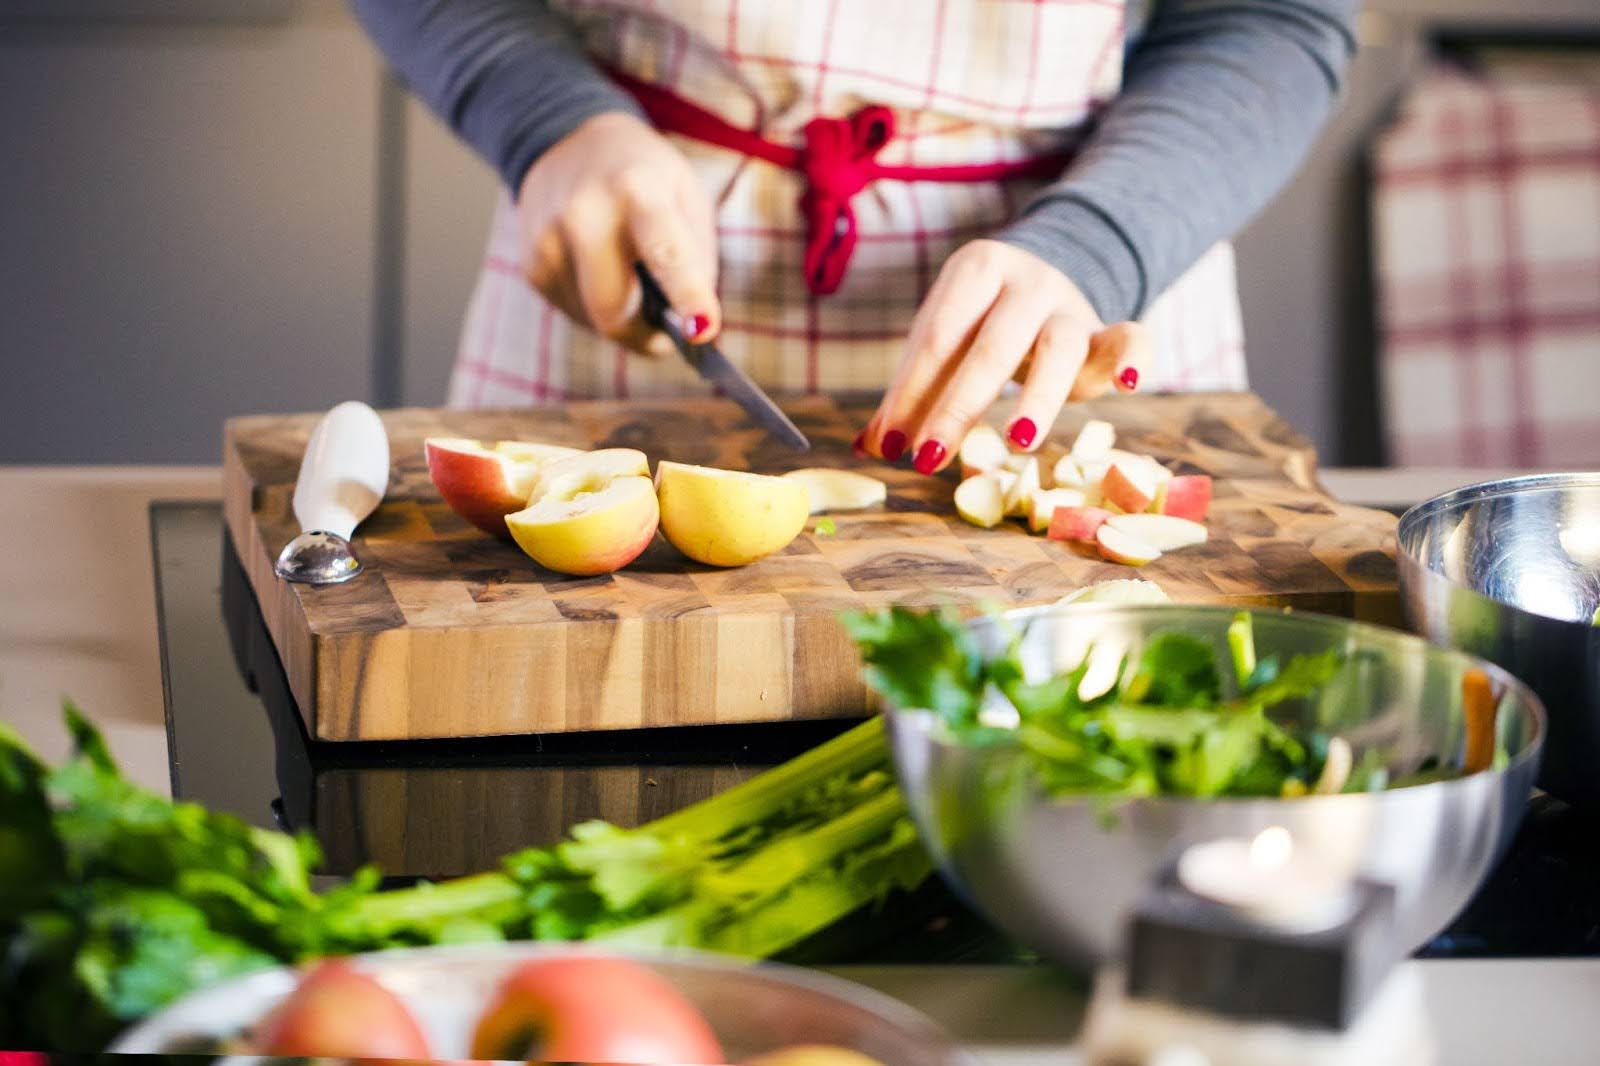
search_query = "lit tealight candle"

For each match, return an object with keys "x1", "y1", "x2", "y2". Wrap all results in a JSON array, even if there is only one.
[{"x1": 1177, "y1": 826, "x2": 1353, "y2": 929}]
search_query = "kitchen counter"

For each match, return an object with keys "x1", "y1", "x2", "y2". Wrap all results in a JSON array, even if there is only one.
[{"x1": 4, "y1": 463, "x2": 1597, "y2": 1065}]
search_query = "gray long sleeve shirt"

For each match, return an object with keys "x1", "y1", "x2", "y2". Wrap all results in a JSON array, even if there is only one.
[{"x1": 351, "y1": 0, "x2": 1357, "y2": 323}]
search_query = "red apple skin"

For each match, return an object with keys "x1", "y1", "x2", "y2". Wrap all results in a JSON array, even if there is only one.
[
  {"x1": 1048, "y1": 505, "x2": 1114, "y2": 544},
  {"x1": 1100, "y1": 464, "x2": 1154, "y2": 515},
  {"x1": 471, "y1": 956, "x2": 725, "y2": 1065},
  {"x1": 426, "y1": 440, "x2": 528, "y2": 538},
  {"x1": 1161, "y1": 475, "x2": 1213, "y2": 521},
  {"x1": 250, "y1": 959, "x2": 431, "y2": 1060}
]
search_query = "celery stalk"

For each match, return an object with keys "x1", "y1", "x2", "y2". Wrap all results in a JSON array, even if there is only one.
[{"x1": 1227, "y1": 611, "x2": 1256, "y2": 689}]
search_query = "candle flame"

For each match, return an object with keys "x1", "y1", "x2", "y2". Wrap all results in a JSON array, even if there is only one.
[{"x1": 1249, "y1": 825, "x2": 1293, "y2": 872}]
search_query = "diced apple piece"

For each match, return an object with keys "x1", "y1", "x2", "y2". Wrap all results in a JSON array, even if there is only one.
[
  {"x1": 1027, "y1": 488, "x2": 1086, "y2": 533},
  {"x1": 781, "y1": 468, "x2": 887, "y2": 513},
  {"x1": 1096, "y1": 524, "x2": 1163, "y2": 567},
  {"x1": 1079, "y1": 459, "x2": 1110, "y2": 488},
  {"x1": 1048, "y1": 505, "x2": 1113, "y2": 543},
  {"x1": 1000, "y1": 454, "x2": 1034, "y2": 474},
  {"x1": 954, "y1": 474, "x2": 1006, "y2": 529},
  {"x1": 958, "y1": 424, "x2": 1009, "y2": 476},
  {"x1": 1161, "y1": 475, "x2": 1214, "y2": 521},
  {"x1": 1071, "y1": 419, "x2": 1116, "y2": 462},
  {"x1": 1101, "y1": 463, "x2": 1159, "y2": 514},
  {"x1": 1052, "y1": 455, "x2": 1085, "y2": 488},
  {"x1": 1002, "y1": 457, "x2": 1041, "y2": 517},
  {"x1": 1106, "y1": 513, "x2": 1208, "y2": 551}
]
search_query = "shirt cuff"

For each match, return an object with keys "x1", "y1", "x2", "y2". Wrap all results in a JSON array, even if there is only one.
[{"x1": 992, "y1": 195, "x2": 1148, "y2": 324}]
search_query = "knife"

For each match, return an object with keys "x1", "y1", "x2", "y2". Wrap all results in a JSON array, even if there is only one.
[{"x1": 635, "y1": 264, "x2": 810, "y2": 452}]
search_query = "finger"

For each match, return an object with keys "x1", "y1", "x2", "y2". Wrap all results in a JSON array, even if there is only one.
[
  {"x1": 910, "y1": 286, "x2": 1051, "y2": 473},
  {"x1": 867, "y1": 257, "x2": 1001, "y2": 461},
  {"x1": 626, "y1": 190, "x2": 720, "y2": 341},
  {"x1": 1070, "y1": 320, "x2": 1152, "y2": 401},
  {"x1": 1007, "y1": 313, "x2": 1094, "y2": 450},
  {"x1": 563, "y1": 203, "x2": 644, "y2": 344}
]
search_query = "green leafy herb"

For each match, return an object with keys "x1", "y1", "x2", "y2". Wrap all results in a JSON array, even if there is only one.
[
  {"x1": 846, "y1": 605, "x2": 1372, "y2": 802},
  {"x1": 0, "y1": 710, "x2": 928, "y2": 1051}
]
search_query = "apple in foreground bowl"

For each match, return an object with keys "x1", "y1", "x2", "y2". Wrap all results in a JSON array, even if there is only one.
[
  {"x1": 506, "y1": 449, "x2": 660, "y2": 576},
  {"x1": 425, "y1": 437, "x2": 582, "y2": 537}
]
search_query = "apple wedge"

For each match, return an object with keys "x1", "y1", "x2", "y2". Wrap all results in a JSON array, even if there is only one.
[
  {"x1": 1161, "y1": 474, "x2": 1214, "y2": 521},
  {"x1": 655, "y1": 461, "x2": 810, "y2": 567},
  {"x1": 425, "y1": 437, "x2": 583, "y2": 537},
  {"x1": 1101, "y1": 462, "x2": 1161, "y2": 514},
  {"x1": 1002, "y1": 456, "x2": 1041, "y2": 517},
  {"x1": 1070, "y1": 419, "x2": 1116, "y2": 462},
  {"x1": 1027, "y1": 487, "x2": 1086, "y2": 533},
  {"x1": 1096, "y1": 524, "x2": 1163, "y2": 567},
  {"x1": 1051, "y1": 455, "x2": 1085, "y2": 488},
  {"x1": 954, "y1": 474, "x2": 1006, "y2": 529},
  {"x1": 1048, "y1": 505, "x2": 1113, "y2": 543},
  {"x1": 506, "y1": 449, "x2": 658, "y2": 576},
  {"x1": 781, "y1": 468, "x2": 887, "y2": 513},
  {"x1": 958, "y1": 424, "x2": 1009, "y2": 477},
  {"x1": 1105, "y1": 513, "x2": 1208, "y2": 550}
]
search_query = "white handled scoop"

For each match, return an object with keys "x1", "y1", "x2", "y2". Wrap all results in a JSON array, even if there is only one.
[{"x1": 273, "y1": 401, "x2": 390, "y2": 585}]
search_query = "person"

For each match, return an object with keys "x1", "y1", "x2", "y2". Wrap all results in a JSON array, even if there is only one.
[{"x1": 353, "y1": 0, "x2": 1356, "y2": 474}]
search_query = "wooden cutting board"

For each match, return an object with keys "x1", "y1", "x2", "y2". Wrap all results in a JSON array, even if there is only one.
[{"x1": 222, "y1": 392, "x2": 1401, "y2": 742}]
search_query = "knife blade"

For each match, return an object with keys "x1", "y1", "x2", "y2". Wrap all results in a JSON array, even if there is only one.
[{"x1": 635, "y1": 264, "x2": 810, "y2": 452}]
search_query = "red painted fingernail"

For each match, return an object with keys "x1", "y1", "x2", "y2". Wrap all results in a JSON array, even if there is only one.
[
  {"x1": 881, "y1": 429, "x2": 908, "y2": 462},
  {"x1": 686, "y1": 313, "x2": 712, "y2": 339},
  {"x1": 851, "y1": 430, "x2": 867, "y2": 457},
  {"x1": 1119, "y1": 366, "x2": 1140, "y2": 391},
  {"x1": 1008, "y1": 417, "x2": 1037, "y2": 449},
  {"x1": 914, "y1": 439, "x2": 947, "y2": 475}
]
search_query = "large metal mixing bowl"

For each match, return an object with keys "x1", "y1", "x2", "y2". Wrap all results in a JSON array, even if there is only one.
[
  {"x1": 885, "y1": 605, "x2": 1544, "y2": 969},
  {"x1": 1399, "y1": 473, "x2": 1600, "y2": 807}
]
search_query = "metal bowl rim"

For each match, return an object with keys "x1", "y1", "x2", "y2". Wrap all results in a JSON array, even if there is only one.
[
  {"x1": 1396, "y1": 472, "x2": 1600, "y2": 632},
  {"x1": 109, "y1": 941, "x2": 978, "y2": 1062},
  {"x1": 888, "y1": 602, "x2": 1547, "y2": 806},
  {"x1": 1397, "y1": 471, "x2": 1600, "y2": 552}
]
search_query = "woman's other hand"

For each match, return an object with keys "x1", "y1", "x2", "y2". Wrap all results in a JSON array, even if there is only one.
[
  {"x1": 861, "y1": 239, "x2": 1147, "y2": 472},
  {"x1": 517, "y1": 112, "x2": 720, "y2": 355}
]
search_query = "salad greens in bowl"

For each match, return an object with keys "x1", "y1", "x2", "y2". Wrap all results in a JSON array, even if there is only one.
[{"x1": 853, "y1": 604, "x2": 1544, "y2": 967}]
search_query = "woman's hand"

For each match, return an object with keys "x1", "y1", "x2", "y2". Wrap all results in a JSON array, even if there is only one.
[
  {"x1": 517, "y1": 112, "x2": 720, "y2": 355},
  {"x1": 861, "y1": 239, "x2": 1147, "y2": 473}
]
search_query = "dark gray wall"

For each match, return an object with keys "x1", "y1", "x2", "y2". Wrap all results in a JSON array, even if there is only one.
[{"x1": 3, "y1": 0, "x2": 1596, "y2": 465}]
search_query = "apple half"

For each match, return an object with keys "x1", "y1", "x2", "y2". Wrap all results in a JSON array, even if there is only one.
[
  {"x1": 656, "y1": 461, "x2": 810, "y2": 567},
  {"x1": 505, "y1": 449, "x2": 659, "y2": 575},
  {"x1": 425, "y1": 437, "x2": 583, "y2": 537}
]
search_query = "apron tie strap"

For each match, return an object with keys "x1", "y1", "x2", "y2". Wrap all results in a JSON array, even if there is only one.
[{"x1": 612, "y1": 71, "x2": 1076, "y2": 296}]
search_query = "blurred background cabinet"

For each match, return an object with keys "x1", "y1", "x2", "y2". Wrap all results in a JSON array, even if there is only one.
[{"x1": 2, "y1": 0, "x2": 1596, "y2": 464}]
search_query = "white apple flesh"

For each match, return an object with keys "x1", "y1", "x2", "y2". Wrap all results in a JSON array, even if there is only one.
[
  {"x1": 1002, "y1": 456, "x2": 1041, "y2": 517},
  {"x1": 954, "y1": 474, "x2": 1006, "y2": 528},
  {"x1": 958, "y1": 424, "x2": 1009, "y2": 476},
  {"x1": 1095, "y1": 524, "x2": 1164, "y2": 566},
  {"x1": 506, "y1": 448, "x2": 659, "y2": 576},
  {"x1": 1070, "y1": 419, "x2": 1116, "y2": 462},
  {"x1": 1101, "y1": 462, "x2": 1159, "y2": 514},
  {"x1": 1027, "y1": 487, "x2": 1087, "y2": 533},
  {"x1": 781, "y1": 468, "x2": 887, "y2": 513},
  {"x1": 1105, "y1": 513, "x2": 1208, "y2": 551}
]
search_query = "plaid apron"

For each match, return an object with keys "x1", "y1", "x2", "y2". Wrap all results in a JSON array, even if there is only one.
[{"x1": 449, "y1": 0, "x2": 1248, "y2": 408}]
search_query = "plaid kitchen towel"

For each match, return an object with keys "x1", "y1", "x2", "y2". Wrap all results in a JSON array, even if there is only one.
[{"x1": 1373, "y1": 62, "x2": 1600, "y2": 466}]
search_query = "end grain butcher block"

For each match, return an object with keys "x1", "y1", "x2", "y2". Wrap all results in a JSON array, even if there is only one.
[{"x1": 222, "y1": 393, "x2": 1400, "y2": 742}]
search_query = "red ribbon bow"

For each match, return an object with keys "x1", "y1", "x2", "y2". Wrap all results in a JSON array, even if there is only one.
[
  {"x1": 797, "y1": 106, "x2": 896, "y2": 295},
  {"x1": 611, "y1": 71, "x2": 1075, "y2": 297}
]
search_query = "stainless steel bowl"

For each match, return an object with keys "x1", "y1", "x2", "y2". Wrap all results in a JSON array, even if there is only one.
[
  {"x1": 1399, "y1": 473, "x2": 1600, "y2": 806},
  {"x1": 109, "y1": 943, "x2": 975, "y2": 1064},
  {"x1": 885, "y1": 605, "x2": 1544, "y2": 969}
]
